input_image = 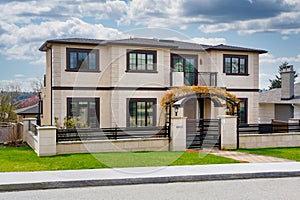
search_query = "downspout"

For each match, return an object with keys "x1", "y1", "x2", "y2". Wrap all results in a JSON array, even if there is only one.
[{"x1": 50, "y1": 47, "x2": 53, "y2": 125}]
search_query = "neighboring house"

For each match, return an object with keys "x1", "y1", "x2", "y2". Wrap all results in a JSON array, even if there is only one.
[
  {"x1": 14, "y1": 104, "x2": 39, "y2": 122},
  {"x1": 39, "y1": 38, "x2": 267, "y2": 128},
  {"x1": 259, "y1": 65, "x2": 299, "y2": 122}
]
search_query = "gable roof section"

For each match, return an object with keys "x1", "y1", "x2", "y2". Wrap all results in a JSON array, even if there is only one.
[
  {"x1": 39, "y1": 38, "x2": 267, "y2": 54},
  {"x1": 259, "y1": 82, "x2": 300, "y2": 104},
  {"x1": 14, "y1": 104, "x2": 39, "y2": 115}
]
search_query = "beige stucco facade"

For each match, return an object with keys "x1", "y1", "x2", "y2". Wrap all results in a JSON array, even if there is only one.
[{"x1": 40, "y1": 38, "x2": 265, "y2": 127}]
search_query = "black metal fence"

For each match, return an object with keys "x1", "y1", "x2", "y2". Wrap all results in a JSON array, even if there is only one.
[
  {"x1": 186, "y1": 119, "x2": 221, "y2": 149},
  {"x1": 56, "y1": 126, "x2": 168, "y2": 143},
  {"x1": 238, "y1": 122, "x2": 300, "y2": 134},
  {"x1": 29, "y1": 121, "x2": 38, "y2": 136}
]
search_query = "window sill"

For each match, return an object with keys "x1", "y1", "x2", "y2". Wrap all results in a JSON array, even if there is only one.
[
  {"x1": 65, "y1": 69, "x2": 101, "y2": 73},
  {"x1": 224, "y1": 73, "x2": 249, "y2": 76},
  {"x1": 125, "y1": 70, "x2": 158, "y2": 73}
]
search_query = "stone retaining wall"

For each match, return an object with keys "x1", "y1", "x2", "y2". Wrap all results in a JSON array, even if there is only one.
[{"x1": 239, "y1": 132, "x2": 300, "y2": 148}]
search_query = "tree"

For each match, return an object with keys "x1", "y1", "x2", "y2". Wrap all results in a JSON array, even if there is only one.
[
  {"x1": 268, "y1": 62, "x2": 298, "y2": 90},
  {"x1": 0, "y1": 84, "x2": 21, "y2": 122},
  {"x1": 31, "y1": 77, "x2": 44, "y2": 94}
]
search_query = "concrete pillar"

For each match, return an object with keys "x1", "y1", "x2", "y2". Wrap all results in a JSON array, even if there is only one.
[
  {"x1": 218, "y1": 115, "x2": 238, "y2": 150},
  {"x1": 170, "y1": 116, "x2": 187, "y2": 151},
  {"x1": 37, "y1": 126, "x2": 57, "y2": 156}
]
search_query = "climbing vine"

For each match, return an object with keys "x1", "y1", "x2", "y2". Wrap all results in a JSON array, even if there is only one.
[{"x1": 160, "y1": 86, "x2": 240, "y2": 110}]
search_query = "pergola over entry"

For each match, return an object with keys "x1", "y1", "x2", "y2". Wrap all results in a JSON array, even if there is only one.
[{"x1": 161, "y1": 86, "x2": 240, "y2": 115}]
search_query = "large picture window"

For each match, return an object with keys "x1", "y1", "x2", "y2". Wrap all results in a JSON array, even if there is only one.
[
  {"x1": 239, "y1": 98, "x2": 248, "y2": 124},
  {"x1": 66, "y1": 48, "x2": 99, "y2": 72},
  {"x1": 127, "y1": 98, "x2": 156, "y2": 127},
  {"x1": 223, "y1": 54, "x2": 248, "y2": 75},
  {"x1": 67, "y1": 98, "x2": 100, "y2": 128},
  {"x1": 126, "y1": 50, "x2": 157, "y2": 72}
]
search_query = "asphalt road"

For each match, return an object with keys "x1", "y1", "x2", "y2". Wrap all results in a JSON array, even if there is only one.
[{"x1": 0, "y1": 177, "x2": 299, "y2": 200}]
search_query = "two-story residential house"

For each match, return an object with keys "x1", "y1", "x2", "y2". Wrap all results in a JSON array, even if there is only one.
[{"x1": 39, "y1": 38, "x2": 267, "y2": 128}]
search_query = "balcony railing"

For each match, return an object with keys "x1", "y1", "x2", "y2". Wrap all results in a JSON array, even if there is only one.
[{"x1": 198, "y1": 72, "x2": 217, "y2": 87}]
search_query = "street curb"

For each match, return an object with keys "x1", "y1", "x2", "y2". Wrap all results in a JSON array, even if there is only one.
[{"x1": 1, "y1": 171, "x2": 300, "y2": 192}]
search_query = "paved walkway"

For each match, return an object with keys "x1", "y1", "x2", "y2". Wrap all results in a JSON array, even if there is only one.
[{"x1": 210, "y1": 150, "x2": 296, "y2": 163}]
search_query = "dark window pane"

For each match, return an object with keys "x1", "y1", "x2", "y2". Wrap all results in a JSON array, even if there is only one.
[
  {"x1": 225, "y1": 57, "x2": 231, "y2": 73},
  {"x1": 232, "y1": 58, "x2": 239, "y2": 73},
  {"x1": 173, "y1": 58, "x2": 184, "y2": 72},
  {"x1": 137, "y1": 54, "x2": 146, "y2": 70},
  {"x1": 129, "y1": 53, "x2": 136, "y2": 70},
  {"x1": 147, "y1": 54, "x2": 154, "y2": 70},
  {"x1": 146, "y1": 102, "x2": 153, "y2": 126},
  {"x1": 78, "y1": 52, "x2": 88, "y2": 69},
  {"x1": 240, "y1": 58, "x2": 245, "y2": 73},
  {"x1": 88, "y1": 52, "x2": 96, "y2": 70},
  {"x1": 239, "y1": 99, "x2": 247, "y2": 124},
  {"x1": 70, "y1": 52, "x2": 77, "y2": 69},
  {"x1": 129, "y1": 102, "x2": 136, "y2": 127}
]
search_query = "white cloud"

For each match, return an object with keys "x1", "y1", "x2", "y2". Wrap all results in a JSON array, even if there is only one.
[
  {"x1": 14, "y1": 74, "x2": 25, "y2": 78},
  {"x1": 0, "y1": 18, "x2": 127, "y2": 63},
  {"x1": 260, "y1": 53, "x2": 300, "y2": 64},
  {"x1": 190, "y1": 37, "x2": 226, "y2": 45},
  {"x1": 282, "y1": 36, "x2": 289, "y2": 40},
  {"x1": 259, "y1": 73, "x2": 274, "y2": 89}
]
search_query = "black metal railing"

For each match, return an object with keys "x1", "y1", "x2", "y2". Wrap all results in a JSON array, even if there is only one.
[
  {"x1": 29, "y1": 121, "x2": 38, "y2": 136},
  {"x1": 198, "y1": 72, "x2": 217, "y2": 87},
  {"x1": 238, "y1": 122, "x2": 300, "y2": 134},
  {"x1": 56, "y1": 126, "x2": 168, "y2": 143}
]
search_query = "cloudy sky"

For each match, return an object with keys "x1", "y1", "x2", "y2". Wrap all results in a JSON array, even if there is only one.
[{"x1": 1, "y1": 0, "x2": 300, "y2": 91}]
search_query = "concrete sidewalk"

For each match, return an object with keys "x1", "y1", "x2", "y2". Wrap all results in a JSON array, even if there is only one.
[{"x1": 1, "y1": 162, "x2": 300, "y2": 192}]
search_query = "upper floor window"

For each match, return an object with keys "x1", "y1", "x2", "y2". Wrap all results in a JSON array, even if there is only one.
[
  {"x1": 126, "y1": 50, "x2": 157, "y2": 72},
  {"x1": 223, "y1": 54, "x2": 248, "y2": 75},
  {"x1": 66, "y1": 48, "x2": 99, "y2": 72}
]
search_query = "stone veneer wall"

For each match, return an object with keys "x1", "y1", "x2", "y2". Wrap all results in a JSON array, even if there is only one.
[
  {"x1": 239, "y1": 133, "x2": 300, "y2": 148},
  {"x1": 57, "y1": 138, "x2": 169, "y2": 155}
]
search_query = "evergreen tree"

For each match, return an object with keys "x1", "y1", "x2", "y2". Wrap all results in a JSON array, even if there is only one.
[{"x1": 268, "y1": 62, "x2": 298, "y2": 90}]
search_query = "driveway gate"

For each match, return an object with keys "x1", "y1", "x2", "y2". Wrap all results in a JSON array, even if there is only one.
[{"x1": 186, "y1": 119, "x2": 221, "y2": 150}]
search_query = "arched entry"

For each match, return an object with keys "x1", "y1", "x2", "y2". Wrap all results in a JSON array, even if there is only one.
[{"x1": 161, "y1": 86, "x2": 240, "y2": 149}]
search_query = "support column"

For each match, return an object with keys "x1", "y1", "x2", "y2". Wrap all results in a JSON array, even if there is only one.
[
  {"x1": 37, "y1": 126, "x2": 57, "y2": 156},
  {"x1": 171, "y1": 116, "x2": 187, "y2": 151},
  {"x1": 218, "y1": 115, "x2": 238, "y2": 150}
]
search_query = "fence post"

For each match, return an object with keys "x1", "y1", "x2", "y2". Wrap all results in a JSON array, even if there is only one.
[
  {"x1": 218, "y1": 115, "x2": 238, "y2": 150},
  {"x1": 37, "y1": 126, "x2": 57, "y2": 156}
]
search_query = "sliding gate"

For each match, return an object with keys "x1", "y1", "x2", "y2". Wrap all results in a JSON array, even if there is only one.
[{"x1": 186, "y1": 119, "x2": 221, "y2": 150}]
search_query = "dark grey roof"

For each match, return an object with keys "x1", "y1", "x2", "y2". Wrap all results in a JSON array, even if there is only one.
[
  {"x1": 259, "y1": 82, "x2": 300, "y2": 104},
  {"x1": 206, "y1": 44, "x2": 267, "y2": 54},
  {"x1": 14, "y1": 104, "x2": 39, "y2": 115},
  {"x1": 39, "y1": 37, "x2": 267, "y2": 54}
]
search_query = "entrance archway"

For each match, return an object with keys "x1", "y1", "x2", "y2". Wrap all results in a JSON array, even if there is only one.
[{"x1": 161, "y1": 86, "x2": 240, "y2": 149}]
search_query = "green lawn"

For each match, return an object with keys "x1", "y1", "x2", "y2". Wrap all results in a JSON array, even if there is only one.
[
  {"x1": 237, "y1": 147, "x2": 300, "y2": 161},
  {"x1": 0, "y1": 145, "x2": 238, "y2": 172}
]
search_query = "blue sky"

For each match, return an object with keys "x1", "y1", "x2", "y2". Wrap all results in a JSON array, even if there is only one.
[{"x1": 1, "y1": 0, "x2": 300, "y2": 91}]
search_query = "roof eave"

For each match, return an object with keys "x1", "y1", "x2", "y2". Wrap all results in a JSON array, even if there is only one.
[{"x1": 206, "y1": 48, "x2": 268, "y2": 54}]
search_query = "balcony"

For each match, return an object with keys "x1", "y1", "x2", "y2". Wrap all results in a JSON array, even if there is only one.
[
  {"x1": 198, "y1": 72, "x2": 217, "y2": 87},
  {"x1": 171, "y1": 72, "x2": 217, "y2": 87}
]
